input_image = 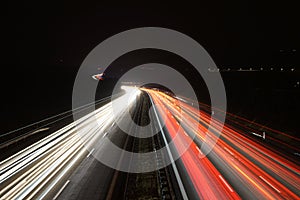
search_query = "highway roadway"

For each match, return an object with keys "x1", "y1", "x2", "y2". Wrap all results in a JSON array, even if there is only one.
[
  {"x1": 1, "y1": 86, "x2": 299, "y2": 200},
  {"x1": 0, "y1": 87, "x2": 184, "y2": 200}
]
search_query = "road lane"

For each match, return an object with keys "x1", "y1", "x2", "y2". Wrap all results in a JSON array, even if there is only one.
[{"x1": 1, "y1": 87, "x2": 299, "y2": 200}]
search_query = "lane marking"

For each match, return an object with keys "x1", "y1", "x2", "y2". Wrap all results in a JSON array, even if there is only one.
[
  {"x1": 196, "y1": 146, "x2": 203, "y2": 155},
  {"x1": 103, "y1": 132, "x2": 108, "y2": 137},
  {"x1": 259, "y1": 176, "x2": 281, "y2": 193},
  {"x1": 250, "y1": 132, "x2": 263, "y2": 138},
  {"x1": 149, "y1": 95, "x2": 189, "y2": 200},
  {"x1": 224, "y1": 147, "x2": 234, "y2": 156},
  {"x1": 218, "y1": 175, "x2": 233, "y2": 192},
  {"x1": 53, "y1": 180, "x2": 70, "y2": 200},
  {"x1": 110, "y1": 122, "x2": 115, "y2": 128},
  {"x1": 87, "y1": 148, "x2": 95, "y2": 158}
]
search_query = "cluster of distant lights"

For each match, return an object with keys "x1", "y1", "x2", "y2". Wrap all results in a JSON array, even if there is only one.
[
  {"x1": 208, "y1": 67, "x2": 297, "y2": 72},
  {"x1": 207, "y1": 67, "x2": 299, "y2": 88},
  {"x1": 207, "y1": 49, "x2": 299, "y2": 72}
]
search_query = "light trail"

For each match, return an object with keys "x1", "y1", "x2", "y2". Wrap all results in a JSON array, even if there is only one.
[
  {"x1": 145, "y1": 88, "x2": 300, "y2": 200},
  {"x1": 1, "y1": 86, "x2": 299, "y2": 200},
  {"x1": 148, "y1": 90, "x2": 241, "y2": 200},
  {"x1": 0, "y1": 86, "x2": 141, "y2": 199}
]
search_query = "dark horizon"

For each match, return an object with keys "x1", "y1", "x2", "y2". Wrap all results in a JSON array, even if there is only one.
[{"x1": 2, "y1": 1, "x2": 300, "y2": 134}]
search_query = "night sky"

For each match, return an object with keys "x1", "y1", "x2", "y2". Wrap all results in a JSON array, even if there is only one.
[{"x1": 2, "y1": 1, "x2": 299, "y2": 133}]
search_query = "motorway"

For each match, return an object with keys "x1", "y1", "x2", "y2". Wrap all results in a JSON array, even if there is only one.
[{"x1": 1, "y1": 86, "x2": 300, "y2": 199}]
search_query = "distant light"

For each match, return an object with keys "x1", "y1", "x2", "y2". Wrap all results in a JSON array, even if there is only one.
[
  {"x1": 270, "y1": 68, "x2": 274, "y2": 71},
  {"x1": 281, "y1": 68, "x2": 284, "y2": 71},
  {"x1": 227, "y1": 68, "x2": 230, "y2": 71},
  {"x1": 239, "y1": 68, "x2": 242, "y2": 71},
  {"x1": 260, "y1": 68, "x2": 263, "y2": 71},
  {"x1": 92, "y1": 73, "x2": 104, "y2": 80},
  {"x1": 292, "y1": 49, "x2": 296, "y2": 52},
  {"x1": 250, "y1": 68, "x2": 252, "y2": 71},
  {"x1": 297, "y1": 81, "x2": 299, "y2": 85},
  {"x1": 291, "y1": 68, "x2": 295, "y2": 71}
]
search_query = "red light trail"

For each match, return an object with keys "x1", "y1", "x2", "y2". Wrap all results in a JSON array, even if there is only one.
[{"x1": 145, "y1": 88, "x2": 300, "y2": 200}]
